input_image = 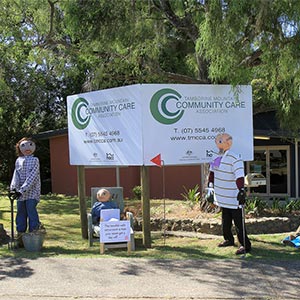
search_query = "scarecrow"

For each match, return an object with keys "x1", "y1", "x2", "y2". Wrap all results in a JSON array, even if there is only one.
[
  {"x1": 9, "y1": 137, "x2": 41, "y2": 247},
  {"x1": 91, "y1": 188, "x2": 119, "y2": 225},
  {"x1": 207, "y1": 133, "x2": 252, "y2": 255}
]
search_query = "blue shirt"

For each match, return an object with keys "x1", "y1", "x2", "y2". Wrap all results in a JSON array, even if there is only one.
[
  {"x1": 10, "y1": 155, "x2": 41, "y2": 202},
  {"x1": 91, "y1": 201, "x2": 118, "y2": 224}
]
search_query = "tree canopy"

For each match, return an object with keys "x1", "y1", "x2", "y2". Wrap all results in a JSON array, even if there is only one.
[{"x1": 1, "y1": 0, "x2": 300, "y2": 181}]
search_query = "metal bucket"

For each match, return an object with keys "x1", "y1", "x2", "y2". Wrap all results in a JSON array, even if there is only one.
[{"x1": 22, "y1": 232, "x2": 45, "y2": 252}]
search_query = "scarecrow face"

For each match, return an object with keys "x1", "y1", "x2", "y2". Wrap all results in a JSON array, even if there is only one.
[
  {"x1": 215, "y1": 133, "x2": 232, "y2": 153},
  {"x1": 97, "y1": 189, "x2": 111, "y2": 202},
  {"x1": 19, "y1": 140, "x2": 36, "y2": 156}
]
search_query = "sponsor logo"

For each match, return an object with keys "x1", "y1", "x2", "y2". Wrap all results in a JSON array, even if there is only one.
[
  {"x1": 186, "y1": 150, "x2": 193, "y2": 156},
  {"x1": 150, "y1": 88, "x2": 247, "y2": 123},
  {"x1": 206, "y1": 150, "x2": 214, "y2": 157},
  {"x1": 179, "y1": 149, "x2": 200, "y2": 162},
  {"x1": 71, "y1": 98, "x2": 91, "y2": 130},
  {"x1": 106, "y1": 153, "x2": 115, "y2": 160},
  {"x1": 150, "y1": 88, "x2": 184, "y2": 124}
]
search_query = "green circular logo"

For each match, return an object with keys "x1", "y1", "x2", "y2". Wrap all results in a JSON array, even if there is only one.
[
  {"x1": 71, "y1": 97, "x2": 91, "y2": 130},
  {"x1": 150, "y1": 88, "x2": 184, "y2": 124}
]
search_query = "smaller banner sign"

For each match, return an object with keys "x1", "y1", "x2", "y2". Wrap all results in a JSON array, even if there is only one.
[
  {"x1": 100, "y1": 220, "x2": 131, "y2": 243},
  {"x1": 67, "y1": 84, "x2": 143, "y2": 166}
]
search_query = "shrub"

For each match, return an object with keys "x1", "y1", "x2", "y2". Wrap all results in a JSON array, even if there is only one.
[
  {"x1": 132, "y1": 185, "x2": 141, "y2": 199},
  {"x1": 285, "y1": 199, "x2": 300, "y2": 212},
  {"x1": 181, "y1": 185, "x2": 201, "y2": 207},
  {"x1": 245, "y1": 196, "x2": 267, "y2": 215},
  {"x1": 270, "y1": 197, "x2": 287, "y2": 214}
]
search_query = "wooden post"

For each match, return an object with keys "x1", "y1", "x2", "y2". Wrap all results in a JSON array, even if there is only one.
[
  {"x1": 77, "y1": 165, "x2": 88, "y2": 239},
  {"x1": 100, "y1": 243, "x2": 105, "y2": 254},
  {"x1": 141, "y1": 165, "x2": 151, "y2": 248},
  {"x1": 127, "y1": 241, "x2": 131, "y2": 254}
]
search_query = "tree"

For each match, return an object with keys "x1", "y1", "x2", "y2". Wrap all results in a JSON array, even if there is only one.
[
  {"x1": 0, "y1": 0, "x2": 76, "y2": 181},
  {"x1": 1, "y1": 0, "x2": 300, "y2": 182},
  {"x1": 152, "y1": 0, "x2": 300, "y2": 132}
]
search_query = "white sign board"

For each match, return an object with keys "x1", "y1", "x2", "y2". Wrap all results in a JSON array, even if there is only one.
[
  {"x1": 142, "y1": 84, "x2": 253, "y2": 165},
  {"x1": 67, "y1": 84, "x2": 253, "y2": 166},
  {"x1": 100, "y1": 220, "x2": 131, "y2": 243},
  {"x1": 67, "y1": 85, "x2": 143, "y2": 165}
]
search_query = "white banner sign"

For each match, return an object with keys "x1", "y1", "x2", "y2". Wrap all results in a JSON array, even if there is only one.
[
  {"x1": 67, "y1": 85, "x2": 143, "y2": 165},
  {"x1": 67, "y1": 84, "x2": 253, "y2": 166},
  {"x1": 142, "y1": 84, "x2": 253, "y2": 165}
]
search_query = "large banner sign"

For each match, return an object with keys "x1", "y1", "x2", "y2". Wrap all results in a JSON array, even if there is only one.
[
  {"x1": 142, "y1": 84, "x2": 253, "y2": 165},
  {"x1": 67, "y1": 84, "x2": 253, "y2": 166}
]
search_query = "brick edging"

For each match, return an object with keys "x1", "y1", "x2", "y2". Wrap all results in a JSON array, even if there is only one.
[{"x1": 133, "y1": 215, "x2": 299, "y2": 235}]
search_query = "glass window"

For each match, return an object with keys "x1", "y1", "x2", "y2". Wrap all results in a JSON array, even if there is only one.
[{"x1": 247, "y1": 146, "x2": 289, "y2": 196}]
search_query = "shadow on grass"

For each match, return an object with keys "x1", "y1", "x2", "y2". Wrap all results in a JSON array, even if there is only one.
[
  {"x1": 251, "y1": 246, "x2": 299, "y2": 260},
  {"x1": 250, "y1": 235, "x2": 286, "y2": 246},
  {"x1": 250, "y1": 236, "x2": 299, "y2": 260}
]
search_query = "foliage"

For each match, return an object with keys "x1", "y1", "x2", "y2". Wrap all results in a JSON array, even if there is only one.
[
  {"x1": 194, "y1": 0, "x2": 300, "y2": 132},
  {"x1": 132, "y1": 185, "x2": 142, "y2": 200},
  {"x1": 181, "y1": 185, "x2": 201, "y2": 206},
  {"x1": 286, "y1": 199, "x2": 300, "y2": 212},
  {"x1": 245, "y1": 196, "x2": 300, "y2": 216},
  {"x1": 245, "y1": 196, "x2": 268, "y2": 215},
  {"x1": 270, "y1": 197, "x2": 288, "y2": 214},
  {"x1": 2, "y1": 0, "x2": 300, "y2": 182}
]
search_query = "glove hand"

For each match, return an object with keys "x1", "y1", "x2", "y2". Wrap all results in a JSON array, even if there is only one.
[
  {"x1": 237, "y1": 188, "x2": 246, "y2": 205},
  {"x1": 8, "y1": 190, "x2": 22, "y2": 200},
  {"x1": 205, "y1": 187, "x2": 215, "y2": 203},
  {"x1": 8, "y1": 189, "x2": 16, "y2": 200},
  {"x1": 15, "y1": 191, "x2": 22, "y2": 199}
]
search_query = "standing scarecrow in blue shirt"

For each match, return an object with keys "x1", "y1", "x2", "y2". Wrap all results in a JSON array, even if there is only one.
[{"x1": 10, "y1": 137, "x2": 41, "y2": 246}]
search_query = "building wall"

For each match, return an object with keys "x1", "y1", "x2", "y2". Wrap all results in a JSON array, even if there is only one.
[
  {"x1": 49, "y1": 134, "x2": 202, "y2": 199},
  {"x1": 50, "y1": 135, "x2": 77, "y2": 195}
]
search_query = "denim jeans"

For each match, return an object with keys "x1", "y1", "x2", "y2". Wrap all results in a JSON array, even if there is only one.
[{"x1": 16, "y1": 199, "x2": 40, "y2": 232}]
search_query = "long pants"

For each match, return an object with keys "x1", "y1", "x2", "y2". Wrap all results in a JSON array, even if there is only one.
[
  {"x1": 16, "y1": 199, "x2": 40, "y2": 232},
  {"x1": 221, "y1": 207, "x2": 251, "y2": 251}
]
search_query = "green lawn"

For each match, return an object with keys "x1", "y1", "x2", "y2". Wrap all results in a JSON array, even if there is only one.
[{"x1": 0, "y1": 192, "x2": 299, "y2": 260}]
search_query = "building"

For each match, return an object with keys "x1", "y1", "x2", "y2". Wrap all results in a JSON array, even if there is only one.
[
  {"x1": 37, "y1": 128, "x2": 202, "y2": 199},
  {"x1": 36, "y1": 111, "x2": 300, "y2": 199}
]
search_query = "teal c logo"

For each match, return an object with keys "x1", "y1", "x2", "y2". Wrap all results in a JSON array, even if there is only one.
[
  {"x1": 71, "y1": 97, "x2": 91, "y2": 130},
  {"x1": 150, "y1": 88, "x2": 184, "y2": 124}
]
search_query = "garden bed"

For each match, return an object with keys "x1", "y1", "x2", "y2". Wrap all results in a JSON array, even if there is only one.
[{"x1": 126, "y1": 199, "x2": 300, "y2": 235}]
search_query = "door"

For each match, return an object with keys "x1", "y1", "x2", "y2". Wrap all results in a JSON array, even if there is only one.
[
  {"x1": 269, "y1": 149, "x2": 288, "y2": 194},
  {"x1": 247, "y1": 146, "x2": 290, "y2": 196}
]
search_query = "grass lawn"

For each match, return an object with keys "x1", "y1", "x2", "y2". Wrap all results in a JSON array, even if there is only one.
[{"x1": 0, "y1": 192, "x2": 299, "y2": 260}]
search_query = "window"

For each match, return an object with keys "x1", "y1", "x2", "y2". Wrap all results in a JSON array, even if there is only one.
[{"x1": 246, "y1": 146, "x2": 290, "y2": 196}]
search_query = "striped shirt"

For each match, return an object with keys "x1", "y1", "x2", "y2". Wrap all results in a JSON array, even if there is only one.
[
  {"x1": 209, "y1": 150, "x2": 244, "y2": 209},
  {"x1": 10, "y1": 155, "x2": 41, "y2": 202}
]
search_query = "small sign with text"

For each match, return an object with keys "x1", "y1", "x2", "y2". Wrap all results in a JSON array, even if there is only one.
[{"x1": 100, "y1": 220, "x2": 130, "y2": 243}]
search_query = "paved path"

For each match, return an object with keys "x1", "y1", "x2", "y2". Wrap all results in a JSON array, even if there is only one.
[{"x1": 0, "y1": 257, "x2": 299, "y2": 299}]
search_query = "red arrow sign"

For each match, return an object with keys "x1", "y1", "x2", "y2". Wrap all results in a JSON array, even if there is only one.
[{"x1": 150, "y1": 154, "x2": 162, "y2": 167}]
